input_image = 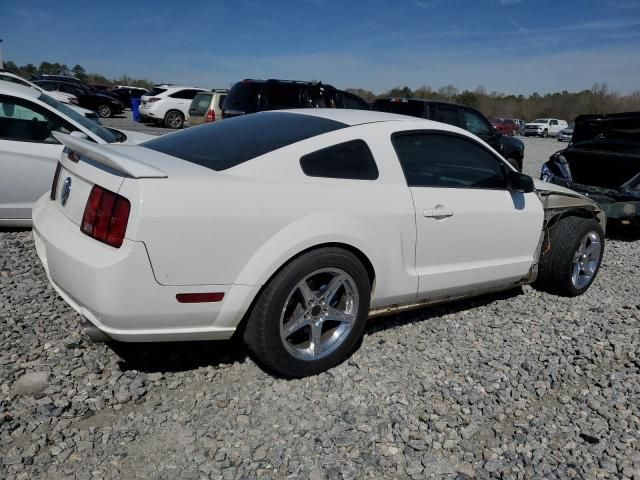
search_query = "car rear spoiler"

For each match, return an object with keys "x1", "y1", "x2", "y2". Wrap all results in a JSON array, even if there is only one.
[{"x1": 53, "y1": 132, "x2": 167, "y2": 179}]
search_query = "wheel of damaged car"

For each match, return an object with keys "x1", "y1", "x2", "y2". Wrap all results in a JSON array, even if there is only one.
[
  {"x1": 243, "y1": 247, "x2": 370, "y2": 377},
  {"x1": 536, "y1": 216, "x2": 604, "y2": 296}
]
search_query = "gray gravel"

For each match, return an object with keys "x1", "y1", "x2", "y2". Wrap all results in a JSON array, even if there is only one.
[{"x1": 1, "y1": 116, "x2": 639, "y2": 479}]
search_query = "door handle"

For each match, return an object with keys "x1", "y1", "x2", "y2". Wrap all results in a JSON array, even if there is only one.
[{"x1": 423, "y1": 207, "x2": 454, "y2": 218}]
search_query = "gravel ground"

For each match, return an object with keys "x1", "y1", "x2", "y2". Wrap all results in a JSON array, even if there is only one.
[{"x1": 1, "y1": 116, "x2": 639, "y2": 479}]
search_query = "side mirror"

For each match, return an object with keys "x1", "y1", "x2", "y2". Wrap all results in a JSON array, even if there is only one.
[{"x1": 507, "y1": 170, "x2": 535, "y2": 193}]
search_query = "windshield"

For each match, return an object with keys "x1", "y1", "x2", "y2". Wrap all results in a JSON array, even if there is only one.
[{"x1": 38, "y1": 93, "x2": 118, "y2": 143}]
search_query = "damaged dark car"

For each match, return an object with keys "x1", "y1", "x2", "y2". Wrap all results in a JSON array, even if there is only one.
[{"x1": 541, "y1": 111, "x2": 640, "y2": 222}]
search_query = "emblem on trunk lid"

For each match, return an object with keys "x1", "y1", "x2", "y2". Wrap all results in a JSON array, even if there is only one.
[{"x1": 61, "y1": 177, "x2": 72, "y2": 206}]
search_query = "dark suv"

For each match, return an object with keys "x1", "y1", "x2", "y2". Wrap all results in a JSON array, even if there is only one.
[
  {"x1": 372, "y1": 98, "x2": 525, "y2": 171},
  {"x1": 221, "y1": 79, "x2": 369, "y2": 119}
]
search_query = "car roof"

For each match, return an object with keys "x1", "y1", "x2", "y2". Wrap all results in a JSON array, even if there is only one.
[
  {"x1": 265, "y1": 108, "x2": 448, "y2": 128},
  {"x1": 0, "y1": 80, "x2": 41, "y2": 99}
]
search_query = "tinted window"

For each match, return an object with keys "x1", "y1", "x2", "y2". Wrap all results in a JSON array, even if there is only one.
[
  {"x1": 373, "y1": 99, "x2": 426, "y2": 118},
  {"x1": 463, "y1": 110, "x2": 492, "y2": 136},
  {"x1": 0, "y1": 95, "x2": 76, "y2": 143},
  {"x1": 34, "y1": 81, "x2": 58, "y2": 91},
  {"x1": 223, "y1": 82, "x2": 261, "y2": 113},
  {"x1": 393, "y1": 132, "x2": 507, "y2": 189},
  {"x1": 146, "y1": 87, "x2": 167, "y2": 96},
  {"x1": 217, "y1": 94, "x2": 226, "y2": 109},
  {"x1": 142, "y1": 112, "x2": 347, "y2": 171},
  {"x1": 300, "y1": 140, "x2": 378, "y2": 180},
  {"x1": 59, "y1": 83, "x2": 84, "y2": 95},
  {"x1": 436, "y1": 105, "x2": 459, "y2": 126},
  {"x1": 266, "y1": 85, "x2": 300, "y2": 109},
  {"x1": 169, "y1": 89, "x2": 201, "y2": 99}
]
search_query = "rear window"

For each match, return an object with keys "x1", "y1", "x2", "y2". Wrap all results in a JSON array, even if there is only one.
[
  {"x1": 300, "y1": 140, "x2": 378, "y2": 180},
  {"x1": 373, "y1": 99, "x2": 426, "y2": 119},
  {"x1": 142, "y1": 112, "x2": 347, "y2": 171},
  {"x1": 190, "y1": 93, "x2": 212, "y2": 115},
  {"x1": 223, "y1": 82, "x2": 261, "y2": 113},
  {"x1": 146, "y1": 87, "x2": 167, "y2": 96}
]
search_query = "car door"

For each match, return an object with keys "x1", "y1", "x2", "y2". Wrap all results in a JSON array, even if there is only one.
[
  {"x1": 549, "y1": 119, "x2": 560, "y2": 135},
  {"x1": 168, "y1": 89, "x2": 202, "y2": 117},
  {"x1": 0, "y1": 95, "x2": 78, "y2": 221},
  {"x1": 392, "y1": 130, "x2": 543, "y2": 298}
]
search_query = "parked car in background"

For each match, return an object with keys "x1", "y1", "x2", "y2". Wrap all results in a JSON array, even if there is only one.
[
  {"x1": 0, "y1": 70, "x2": 79, "y2": 105},
  {"x1": 109, "y1": 86, "x2": 149, "y2": 108},
  {"x1": 372, "y1": 98, "x2": 525, "y2": 171},
  {"x1": 524, "y1": 118, "x2": 568, "y2": 137},
  {"x1": 0, "y1": 82, "x2": 154, "y2": 226},
  {"x1": 33, "y1": 109, "x2": 604, "y2": 377},
  {"x1": 491, "y1": 118, "x2": 518, "y2": 136},
  {"x1": 542, "y1": 111, "x2": 640, "y2": 222},
  {"x1": 221, "y1": 79, "x2": 369, "y2": 119},
  {"x1": 34, "y1": 80, "x2": 125, "y2": 118},
  {"x1": 557, "y1": 126, "x2": 574, "y2": 142},
  {"x1": 139, "y1": 85, "x2": 206, "y2": 128},
  {"x1": 31, "y1": 75, "x2": 120, "y2": 101},
  {"x1": 188, "y1": 89, "x2": 228, "y2": 125},
  {"x1": 514, "y1": 119, "x2": 526, "y2": 135}
]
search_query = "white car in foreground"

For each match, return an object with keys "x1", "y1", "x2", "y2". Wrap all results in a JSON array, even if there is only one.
[
  {"x1": 0, "y1": 82, "x2": 155, "y2": 226},
  {"x1": 33, "y1": 110, "x2": 605, "y2": 377}
]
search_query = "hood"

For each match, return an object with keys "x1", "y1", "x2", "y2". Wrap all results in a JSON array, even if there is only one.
[
  {"x1": 534, "y1": 179, "x2": 587, "y2": 198},
  {"x1": 572, "y1": 111, "x2": 640, "y2": 144}
]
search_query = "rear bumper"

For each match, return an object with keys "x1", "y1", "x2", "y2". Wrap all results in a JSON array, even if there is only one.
[{"x1": 32, "y1": 194, "x2": 259, "y2": 342}]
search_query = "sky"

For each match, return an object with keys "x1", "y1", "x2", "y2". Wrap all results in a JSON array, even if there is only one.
[{"x1": 1, "y1": 0, "x2": 640, "y2": 95}]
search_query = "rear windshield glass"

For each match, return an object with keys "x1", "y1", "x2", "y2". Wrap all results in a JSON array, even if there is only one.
[
  {"x1": 223, "y1": 82, "x2": 261, "y2": 113},
  {"x1": 146, "y1": 87, "x2": 167, "y2": 96},
  {"x1": 373, "y1": 99, "x2": 425, "y2": 118},
  {"x1": 141, "y1": 112, "x2": 347, "y2": 171},
  {"x1": 190, "y1": 93, "x2": 212, "y2": 115}
]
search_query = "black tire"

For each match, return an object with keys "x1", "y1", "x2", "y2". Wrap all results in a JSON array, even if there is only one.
[
  {"x1": 243, "y1": 247, "x2": 371, "y2": 377},
  {"x1": 97, "y1": 104, "x2": 112, "y2": 118},
  {"x1": 542, "y1": 129, "x2": 548, "y2": 138},
  {"x1": 536, "y1": 216, "x2": 604, "y2": 296},
  {"x1": 164, "y1": 110, "x2": 184, "y2": 129}
]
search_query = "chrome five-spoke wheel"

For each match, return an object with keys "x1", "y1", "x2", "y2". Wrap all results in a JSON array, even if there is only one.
[
  {"x1": 571, "y1": 231, "x2": 601, "y2": 290},
  {"x1": 280, "y1": 268, "x2": 359, "y2": 361}
]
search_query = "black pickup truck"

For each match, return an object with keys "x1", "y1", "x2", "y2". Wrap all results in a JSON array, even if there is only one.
[
  {"x1": 372, "y1": 98, "x2": 525, "y2": 171},
  {"x1": 541, "y1": 111, "x2": 640, "y2": 221}
]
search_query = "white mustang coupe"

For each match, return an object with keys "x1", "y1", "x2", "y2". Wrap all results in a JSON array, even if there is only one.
[{"x1": 33, "y1": 110, "x2": 605, "y2": 377}]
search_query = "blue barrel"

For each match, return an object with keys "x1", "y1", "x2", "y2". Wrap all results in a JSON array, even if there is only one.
[{"x1": 131, "y1": 97, "x2": 141, "y2": 122}]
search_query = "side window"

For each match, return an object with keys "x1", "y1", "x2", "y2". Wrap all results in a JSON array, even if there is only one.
[
  {"x1": 266, "y1": 85, "x2": 301, "y2": 110},
  {"x1": 59, "y1": 83, "x2": 83, "y2": 95},
  {"x1": 0, "y1": 96, "x2": 76, "y2": 143},
  {"x1": 463, "y1": 110, "x2": 492, "y2": 136},
  {"x1": 170, "y1": 89, "x2": 198, "y2": 99},
  {"x1": 218, "y1": 94, "x2": 226, "y2": 109},
  {"x1": 300, "y1": 139, "x2": 379, "y2": 180},
  {"x1": 36, "y1": 81, "x2": 58, "y2": 91},
  {"x1": 435, "y1": 105, "x2": 460, "y2": 126},
  {"x1": 392, "y1": 132, "x2": 507, "y2": 189},
  {"x1": 550, "y1": 119, "x2": 558, "y2": 126}
]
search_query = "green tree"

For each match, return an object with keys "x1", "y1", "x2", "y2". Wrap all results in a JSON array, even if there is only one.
[{"x1": 72, "y1": 64, "x2": 87, "y2": 81}]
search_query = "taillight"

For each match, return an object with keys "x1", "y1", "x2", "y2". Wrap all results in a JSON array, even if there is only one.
[
  {"x1": 81, "y1": 185, "x2": 130, "y2": 248},
  {"x1": 206, "y1": 109, "x2": 215, "y2": 122},
  {"x1": 148, "y1": 97, "x2": 161, "y2": 103}
]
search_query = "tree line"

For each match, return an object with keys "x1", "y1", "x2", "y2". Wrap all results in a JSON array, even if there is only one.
[
  {"x1": 4, "y1": 60, "x2": 639, "y2": 121},
  {"x1": 3, "y1": 60, "x2": 155, "y2": 90},
  {"x1": 346, "y1": 83, "x2": 640, "y2": 122}
]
